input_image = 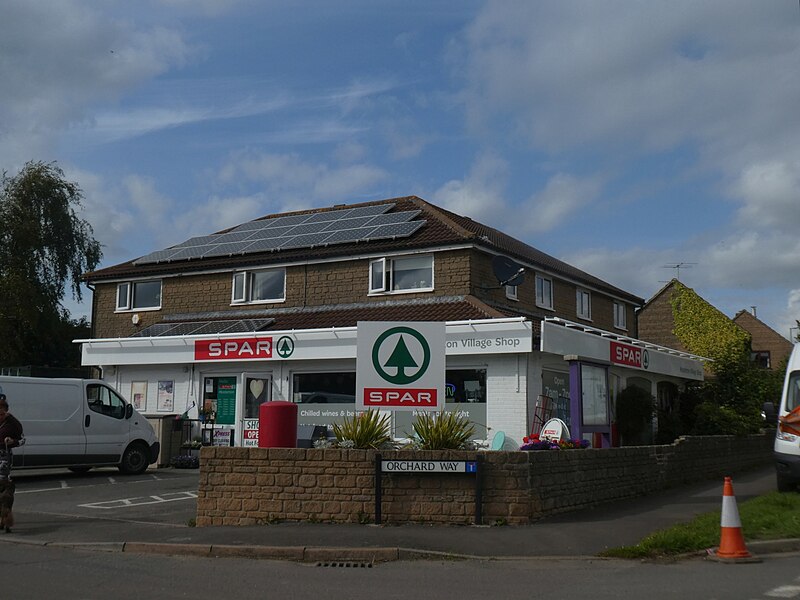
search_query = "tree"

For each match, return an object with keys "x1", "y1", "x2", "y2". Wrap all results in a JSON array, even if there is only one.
[{"x1": 0, "y1": 161, "x2": 101, "y2": 367}]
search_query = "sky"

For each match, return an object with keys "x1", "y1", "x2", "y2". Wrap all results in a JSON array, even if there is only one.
[{"x1": 1, "y1": 0, "x2": 799, "y2": 340}]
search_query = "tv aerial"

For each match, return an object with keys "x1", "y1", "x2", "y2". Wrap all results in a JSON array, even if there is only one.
[{"x1": 662, "y1": 262, "x2": 696, "y2": 281}]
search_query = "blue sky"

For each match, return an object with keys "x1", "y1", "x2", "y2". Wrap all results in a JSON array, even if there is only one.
[{"x1": 2, "y1": 1, "x2": 799, "y2": 339}]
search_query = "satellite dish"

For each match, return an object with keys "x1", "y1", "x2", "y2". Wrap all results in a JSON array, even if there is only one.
[{"x1": 491, "y1": 255, "x2": 526, "y2": 287}]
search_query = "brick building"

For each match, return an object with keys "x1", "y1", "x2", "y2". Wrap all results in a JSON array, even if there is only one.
[
  {"x1": 733, "y1": 309, "x2": 793, "y2": 370},
  {"x1": 79, "y1": 196, "x2": 704, "y2": 453}
]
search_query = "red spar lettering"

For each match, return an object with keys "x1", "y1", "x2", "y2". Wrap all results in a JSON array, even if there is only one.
[{"x1": 194, "y1": 337, "x2": 273, "y2": 360}]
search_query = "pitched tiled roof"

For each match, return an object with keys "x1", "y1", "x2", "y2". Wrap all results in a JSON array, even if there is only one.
[
  {"x1": 83, "y1": 195, "x2": 642, "y2": 304},
  {"x1": 130, "y1": 295, "x2": 521, "y2": 336}
]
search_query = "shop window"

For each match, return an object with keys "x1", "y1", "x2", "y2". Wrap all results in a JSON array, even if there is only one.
[
  {"x1": 292, "y1": 372, "x2": 356, "y2": 404},
  {"x1": 576, "y1": 289, "x2": 591, "y2": 320},
  {"x1": 613, "y1": 301, "x2": 627, "y2": 330},
  {"x1": 369, "y1": 255, "x2": 433, "y2": 294},
  {"x1": 116, "y1": 280, "x2": 161, "y2": 311},
  {"x1": 581, "y1": 364, "x2": 608, "y2": 426},
  {"x1": 445, "y1": 369, "x2": 487, "y2": 404},
  {"x1": 536, "y1": 275, "x2": 553, "y2": 309},
  {"x1": 231, "y1": 268, "x2": 285, "y2": 304}
]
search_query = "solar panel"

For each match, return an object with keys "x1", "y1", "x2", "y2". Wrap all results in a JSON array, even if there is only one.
[
  {"x1": 132, "y1": 318, "x2": 276, "y2": 338},
  {"x1": 133, "y1": 249, "x2": 181, "y2": 265},
  {"x1": 283, "y1": 221, "x2": 332, "y2": 236},
  {"x1": 321, "y1": 216, "x2": 376, "y2": 231},
  {"x1": 363, "y1": 210, "x2": 421, "y2": 227},
  {"x1": 322, "y1": 228, "x2": 366, "y2": 245},
  {"x1": 201, "y1": 241, "x2": 253, "y2": 258},
  {"x1": 279, "y1": 232, "x2": 334, "y2": 249},
  {"x1": 167, "y1": 246, "x2": 208, "y2": 261},
  {"x1": 346, "y1": 204, "x2": 394, "y2": 218},
  {"x1": 302, "y1": 208, "x2": 353, "y2": 224},
  {"x1": 365, "y1": 221, "x2": 425, "y2": 240},
  {"x1": 133, "y1": 202, "x2": 419, "y2": 264},
  {"x1": 213, "y1": 230, "x2": 260, "y2": 244},
  {"x1": 240, "y1": 237, "x2": 285, "y2": 253},
  {"x1": 245, "y1": 225, "x2": 296, "y2": 241},
  {"x1": 171, "y1": 235, "x2": 219, "y2": 249}
]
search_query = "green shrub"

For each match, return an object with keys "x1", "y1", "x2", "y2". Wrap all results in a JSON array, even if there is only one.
[
  {"x1": 332, "y1": 409, "x2": 392, "y2": 449},
  {"x1": 691, "y1": 402, "x2": 758, "y2": 436},
  {"x1": 616, "y1": 386, "x2": 654, "y2": 445},
  {"x1": 411, "y1": 411, "x2": 475, "y2": 450}
]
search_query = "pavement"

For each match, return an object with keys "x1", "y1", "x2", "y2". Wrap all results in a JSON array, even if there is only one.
[{"x1": 1, "y1": 466, "x2": 798, "y2": 562}]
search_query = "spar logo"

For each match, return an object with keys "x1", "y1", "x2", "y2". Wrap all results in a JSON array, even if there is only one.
[
  {"x1": 610, "y1": 341, "x2": 649, "y2": 369},
  {"x1": 365, "y1": 326, "x2": 436, "y2": 407},
  {"x1": 194, "y1": 337, "x2": 272, "y2": 361}
]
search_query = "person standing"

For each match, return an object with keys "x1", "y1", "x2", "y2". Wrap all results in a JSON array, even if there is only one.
[{"x1": 0, "y1": 393, "x2": 23, "y2": 533}]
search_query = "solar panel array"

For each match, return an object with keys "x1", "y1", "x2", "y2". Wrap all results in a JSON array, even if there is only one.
[
  {"x1": 134, "y1": 203, "x2": 426, "y2": 265},
  {"x1": 131, "y1": 318, "x2": 276, "y2": 337}
]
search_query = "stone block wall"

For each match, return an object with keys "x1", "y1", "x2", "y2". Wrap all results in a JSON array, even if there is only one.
[{"x1": 196, "y1": 433, "x2": 773, "y2": 527}]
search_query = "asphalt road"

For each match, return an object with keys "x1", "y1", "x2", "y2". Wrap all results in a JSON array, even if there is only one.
[{"x1": 10, "y1": 466, "x2": 198, "y2": 536}]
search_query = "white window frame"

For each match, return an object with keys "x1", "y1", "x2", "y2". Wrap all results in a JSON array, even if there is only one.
[
  {"x1": 231, "y1": 268, "x2": 286, "y2": 305},
  {"x1": 505, "y1": 285, "x2": 518, "y2": 301},
  {"x1": 576, "y1": 289, "x2": 591, "y2": 320},
  {"x1": 115, "y1": 280, "x2": 162, "y2": 312},
  {"x1": 535, "y1": 275, "x2": 553, "y2": 310},
  {"x1": 613, "y1": 301, "x2": 627, "y2": 330},
  {"x1": 368, "y1": 254, "x2": 434, "y2": 295}
]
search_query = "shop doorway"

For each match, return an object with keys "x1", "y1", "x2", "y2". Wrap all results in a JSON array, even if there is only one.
[{"x1": 241, "y1": 373, "x2": 271, "y2": 446}]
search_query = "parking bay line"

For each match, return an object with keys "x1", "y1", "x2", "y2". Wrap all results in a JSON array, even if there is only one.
[{"x1": 79, "y1": 491, "x2": 198, "y2": 509}]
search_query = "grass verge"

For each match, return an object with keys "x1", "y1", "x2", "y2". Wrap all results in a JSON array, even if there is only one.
[{"x1": 600, "y1": 491, "x2": 800, "y2": 559}]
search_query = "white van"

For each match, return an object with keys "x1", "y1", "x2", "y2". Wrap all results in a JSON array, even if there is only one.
[
  {"x1": 771, "y1": 343, "x2": 800, "y2": 492},
  {"x1": 0, "y1": 376, "x2": 159, "y2": 475}
]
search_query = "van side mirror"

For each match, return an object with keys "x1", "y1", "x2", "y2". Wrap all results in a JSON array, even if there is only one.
[
  {"x1": 762, "y1": 401, "x2": 777, "y2": 424},
  {"x1": 125, "y1": 404, "x2": 133, "y2": 419}
]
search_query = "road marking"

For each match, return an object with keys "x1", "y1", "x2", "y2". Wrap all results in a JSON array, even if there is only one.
[
  {"x1": 108, "y1": 476, "x2": 117, "y2": 484},
  {"x1": 78, "y1": 491, "x2": 198, "y2": 509},
  {"x1": 766, "y1": 585, "x2": 800, "y2": 598}
]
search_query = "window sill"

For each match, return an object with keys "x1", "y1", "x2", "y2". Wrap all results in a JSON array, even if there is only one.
[
  {"x1": 115, "y1": 306, "x2": 161, "y2": 313},
  {"x1": 368, "y1": 287, "x2": 434, "y2": 296}
]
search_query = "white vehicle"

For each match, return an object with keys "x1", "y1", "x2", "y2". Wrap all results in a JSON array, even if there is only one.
[
  {"x1": 0, "y1": 376, "x2": 159, "y2": 475},
  {"x1": 769, "y1": 344, "x2": 800, "y2": 492}
]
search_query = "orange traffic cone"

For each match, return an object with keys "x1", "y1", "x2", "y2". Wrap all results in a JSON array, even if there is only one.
[{"x1": 712, "y1": 477, "x2": 754, "y2": 561}]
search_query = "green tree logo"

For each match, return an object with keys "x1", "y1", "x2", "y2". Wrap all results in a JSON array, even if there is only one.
[
  {"x1": 372, "y1": 327, "x2": 430, "y2": 385},
  {"x1": 276, "y1": 336, "x2": 294, "y2": 358}
]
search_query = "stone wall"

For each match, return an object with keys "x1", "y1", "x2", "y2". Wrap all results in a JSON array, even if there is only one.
[{"x1": 196, "y1": 433, "x2": 773, "y2": 527}]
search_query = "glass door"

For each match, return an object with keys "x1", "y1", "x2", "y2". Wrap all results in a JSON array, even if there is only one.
[{"x1": 240, "y1": 373, "x2": 271, "y2": 447}]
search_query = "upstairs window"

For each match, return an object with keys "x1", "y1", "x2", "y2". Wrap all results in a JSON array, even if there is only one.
[
  {"x1": 576, "y1": 289, "x2": 591, "y2": 320},
  {"x1": 116, "y1": 280, "x2": 162, "y2": 311},
  {"x1": 535, "y1": 275, "x2": 553, "y2": 310},
  {"x1": 232, "y1": 268, "x2": 286, "y2": 304},
  {"x1": 369, "y1": 255, "x2": 433, "y2": 294},
  {"x1": 506, "y1": 285, "x2": 518, "y2": 301},
  {"x1": 613, "y1": 301, "x2": 627, "y2": 330}
]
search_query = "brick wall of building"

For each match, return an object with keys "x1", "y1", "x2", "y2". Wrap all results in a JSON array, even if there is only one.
[
  {"x1": 196, "y1": 433, "x2": 772, "y2": 526},
  {"x1": 92, "y1": 250, "x2": 474, "y2": 338}
]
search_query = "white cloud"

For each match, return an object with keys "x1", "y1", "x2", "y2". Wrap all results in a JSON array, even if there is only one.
[
  {"x1": 219, "y1": 151, "x2": 389, "y2": 206},
  {"x1": 0, "y1": 2, "x2": 193, "y2": 168},
  {"x1": 518, "y1": 173, "x2": 602, "y2": 234},
  {"x1": 432, "y1": 152, "x2": 509, "y2": 224},
  {"x1": 732, "y1": 160, "x2": 800, "y2": 233}
]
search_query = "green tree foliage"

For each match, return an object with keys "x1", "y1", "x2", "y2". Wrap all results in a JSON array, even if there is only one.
[
  {"x1": 669, "y1": 282, "x2": 782, "y2": 435},
  {"x1": 0, "y1": 161, "x2": 101, "y2": 367}
]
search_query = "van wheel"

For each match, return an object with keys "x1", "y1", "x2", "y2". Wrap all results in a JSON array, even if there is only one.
[
  {"x1": 68, "y1": 466, "x2": 91, "y2": 474},
  {"x1": 777, "y1": 473, "x2": 797, "y2": 493},
  {"x1": 119, "y1": 443, "x2": 149, "y2": 475}
]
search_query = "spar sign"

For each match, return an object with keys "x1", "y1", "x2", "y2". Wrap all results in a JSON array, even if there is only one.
[
  {"x1": 610, "y1": 341, "x2": 649, "y2": 370},
  {"x1": 356, "y1": 321, "x2": 445, "y2": 411},
  {"x1": 195, "y1": 337, "x2": 272, "y2": 361}
]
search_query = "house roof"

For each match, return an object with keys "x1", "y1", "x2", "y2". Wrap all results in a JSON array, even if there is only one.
[
  {"x1": 83, "y1": 195, "x2": 643, "y2": 304},
  {"x1": 130, "y1": 295, "x2": 531, "y2": 337}
]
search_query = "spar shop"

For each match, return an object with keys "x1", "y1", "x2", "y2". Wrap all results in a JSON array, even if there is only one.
[{"x1": 77, "y1": 316, "x2": 704, "y2": 456}]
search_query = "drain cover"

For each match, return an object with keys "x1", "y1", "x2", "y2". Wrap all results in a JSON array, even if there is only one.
[{"x1": 316, "y1": 561, "x2": 373, "y2": 568}]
